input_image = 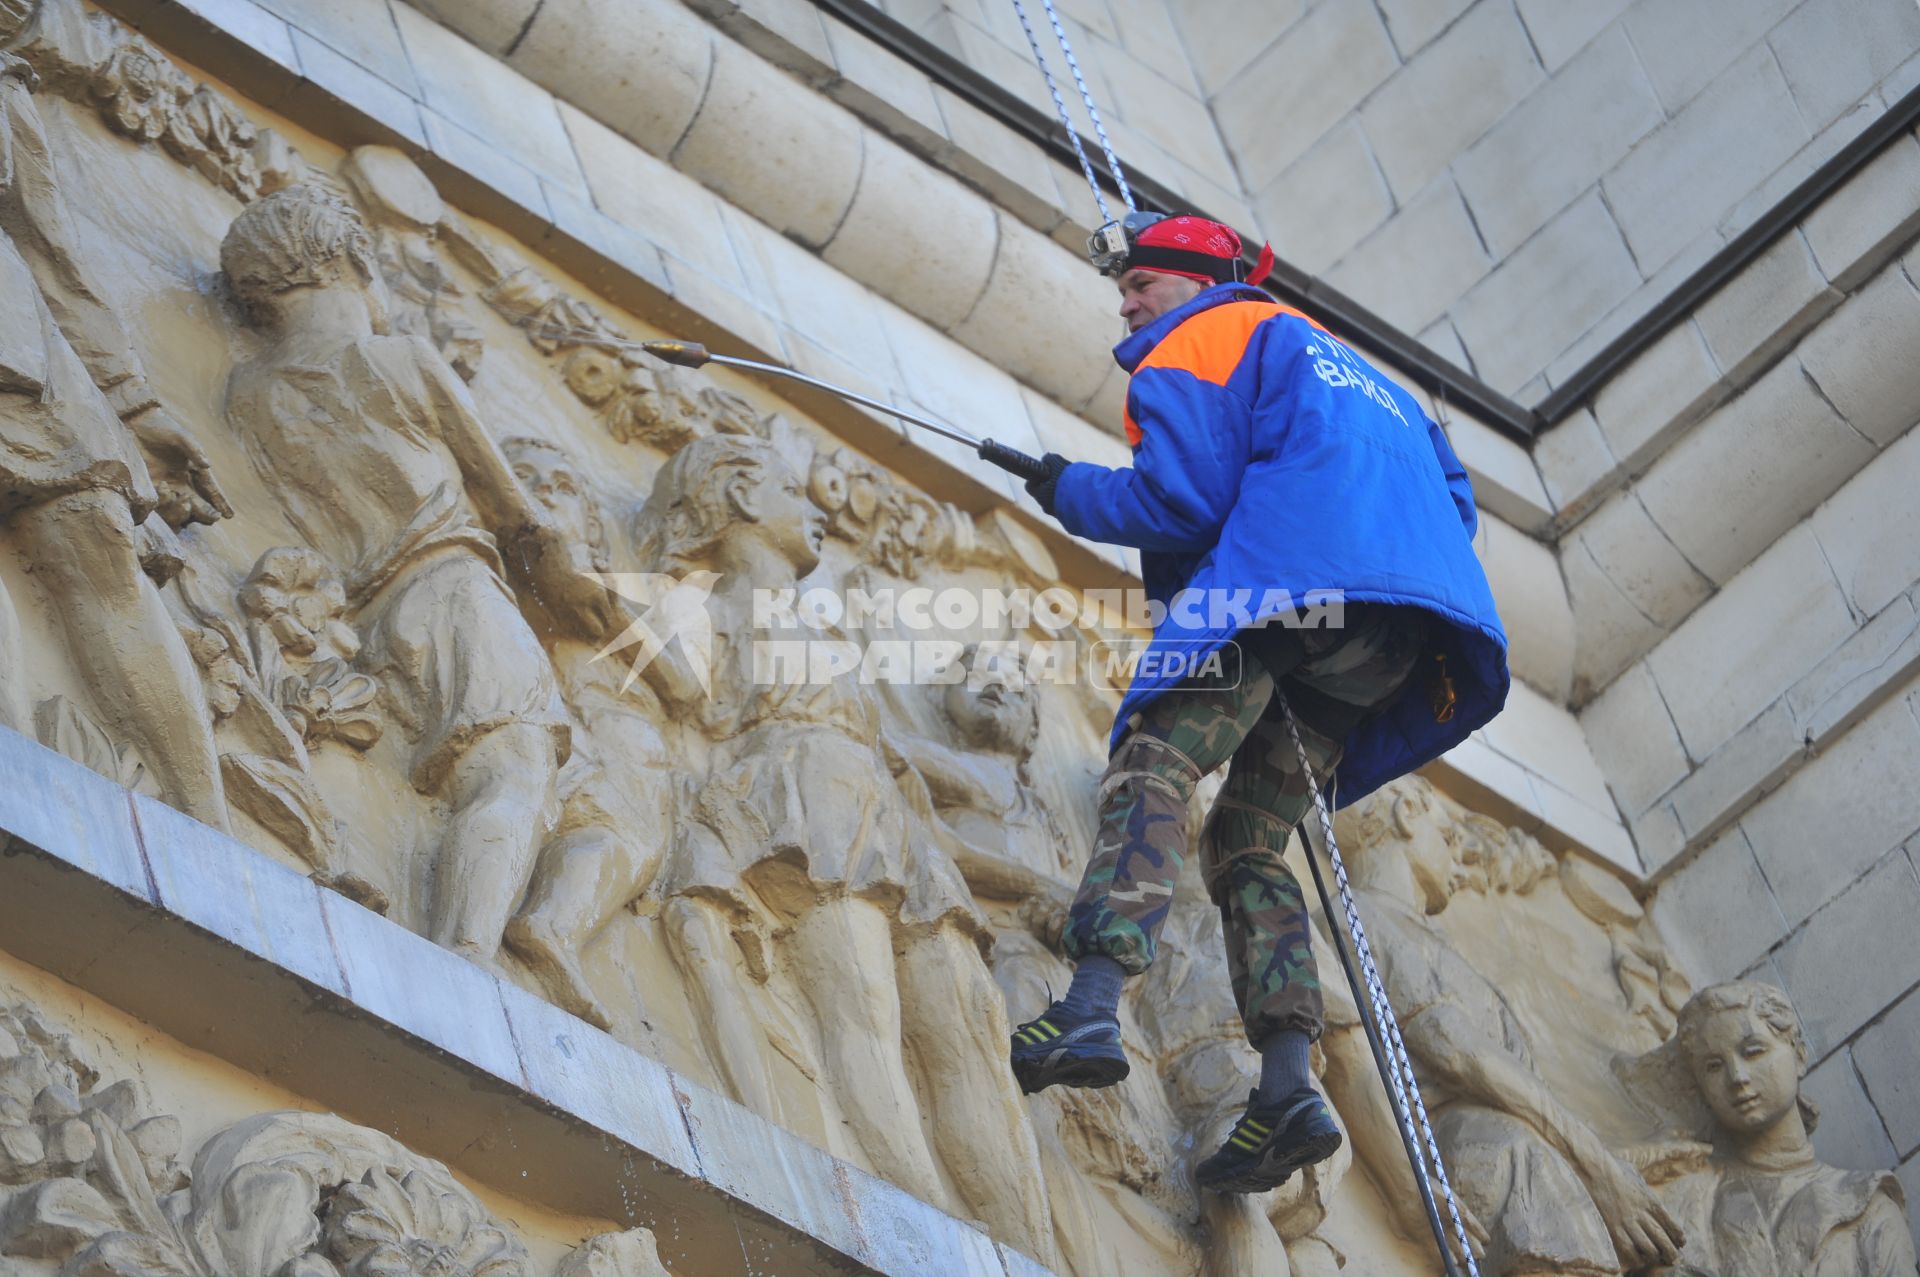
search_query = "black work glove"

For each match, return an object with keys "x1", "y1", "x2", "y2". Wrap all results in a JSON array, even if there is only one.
[{"x1": 1024, "y1": 452, "x2": 1070, "y2": 516}]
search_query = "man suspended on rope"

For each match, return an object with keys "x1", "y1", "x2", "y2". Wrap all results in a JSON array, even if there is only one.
[{"x1": 1008, "y1": 214, "x2": 1511, "y2": 1194}]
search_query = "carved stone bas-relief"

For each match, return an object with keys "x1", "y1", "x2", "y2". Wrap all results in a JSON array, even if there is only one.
[
  {"x1": 0, "y1": 3, "x2": 1910, "y2": 1274},
  {"x1": 0, "y1": 1001, "x2": 676, "y2": 1277},
  {"x1": 1621, "y1": 982, "x2": 1915, "y2": 1276}
]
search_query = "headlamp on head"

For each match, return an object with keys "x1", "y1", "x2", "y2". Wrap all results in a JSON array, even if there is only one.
[{"x1": 1087, "y1": 210, "x2": 1167, "y2": 277}]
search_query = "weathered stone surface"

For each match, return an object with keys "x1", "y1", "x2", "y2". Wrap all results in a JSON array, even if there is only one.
[
  {"x1": 392, "y1": 3, "x2": 585, "y2": 193},
  {"x1": 1799, "y1": 262, "x2": 1920, "y2": 447},
  {"x1": 1174, "y1": 0, "x2": 1306, "y2": 94},
  {"x1": 1621, "y1": 0, "x2": 1797, "y2": 114},
  {"x1": 1478, "y1": 514, "x2": 1575, "y2": 700},
  {"x1": 1452, "y1": 24, "x2": 1662, "y2": 259},
  {"x1": 1254, "y1": 119, "x2": 1392, "y2": 276},
  {"x1": 1743, "y1": 681, "x2": 1920, "y2": 925},
  {"x1": 1326, "y1": 176, "x2": 1492, "y2": 335},
  {"x1": 1787, "y1": 594, "x2": 1920, "y2": 742},
  {"x1": 1106, "y1": 0, "x2": 1199, "y2": 90},
  {"x1": 1373, "y1": 0, "x2": 1474, "y2": 57},
  {"x1": 1602, "y1": 44, "x2": 1809, "y2": 273},
  {"x1": 1776, "y1": 848, "x2": 1920, "y2": 1057},
  {"x1": 1649, "y1": 826, "x2": 1787, "y2": 983},
  {"x1": 692, "y1": 0, "x2": 837, "y2": 84},
  {"x1": 1444, "y1": 410, "x2": 1554, "y2": 532},
  {"x1": 1697, "y1": 227, "x2": 1842, "y2": 386},
  {"x1": 1481, "y1": 679, "x2": 1614, "y2": 812},
  {"x1": 1573, "y1": 490, "x2": 1715, "y2": 629},
  {"x1": 1636, "y1": 806, "x2": 1752, "y2": 927},
  {"x1": 1632, "y1": 798, "x2": 1688, "y2": 875},
  {"x1": 1803, "y1": 1047, "x2": 1904, "y2": 1170},
  {"x1": 1563, "y1": 534, "x2": 1669, "y2": 699},
  {"x1": 1772, "y1": 0, "x2": 1920, "y2": 130},
  {"x1": 1904, "y1": 1156, "x2": 1920, "y2": 1256},
  {"x1": 1534, "y1": 407, "x2": 1617, "y2": 520},
  {"x1": 406, "y1": 0, "x2": 535, "y2": 56},
  {"x1": 823, "y1": 133, "x2": 997, "y2": 332},
  {"x1": 1451, "y1": 190, "x2": 1643, "y2": 393},
  {"x1": 1667, "y1": 700, "x2": 1806, "y2": 841},
  {"x1": 1513, "y1": 0, "x2": 1634, "y2": 70},
  {"x1": 1804, "y1": 134, "x2": 1920, "y2": 290},
  {"x1": 1812, "y1": 425, "x2": 1920, "y2": 619},
  {"x1": 419, "y1": 109, "x2": 547, "y2": 221},
  {"x1": 1210, "y1": 0, "x2": 1397, "y2": 195},
  {"x1": 951, "y1": 212, "x2": 1115, "y2": 410},
  {"x1": 1852, "y1": 984, "x2": 1920, "y2": 1156},
  {"x1": 1359, "y1": 0, "x2": 1542, "y2": 200},
  {"x1": 1098, "y1": 42, "x2": 1236, "y2": 190},
  {"x1": 1529, "y1": 773, "x2": 1640, "y2": 871},
  {"x1": 286, "y1": 26, "x2": 426, "y2": 146},
  {"x1": 672, "y1": 37, "x2": 862, "y2": 250},
  {"x1": 256, "y1": 0, "x2": 417, "y2": 92},
  {"x1": 821, "y1": 19, "x2": 948, "y2": 152},
  {"x1": 1637, "y1": 354, "x2": 1872, "y2": 585},
  {"x1": 1582, "y1": 661, "x2": 1691, "y2": 817},
  {"x1": 510, "y1": 0, "x2": 711, "y2": 155},
  {"x1": 133, "y1": 791, "x2": 349, "y2": 999},
  {"x1": 934, "y1": 84, "x2": 1067, "y2": 233},
  {"x1": 1647, "y1": 526, "x2": 1855, "y2": 759},
  {"x1": 560, "y1": 101, "x2": 747, "y2": 289}
]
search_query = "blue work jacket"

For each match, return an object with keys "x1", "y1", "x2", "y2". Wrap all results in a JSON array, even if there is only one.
[{"x1": 1052, "y1": 283, "x2": 1510, "y2": 803}]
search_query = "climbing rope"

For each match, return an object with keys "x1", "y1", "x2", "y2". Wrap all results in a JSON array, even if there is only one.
[
  {"x1": 1010, "y1": 0, "x2": 1134, "y2": 219},
  {"x1": 1276, "y1": 691, "x2": 1480, "y2": 1277}
]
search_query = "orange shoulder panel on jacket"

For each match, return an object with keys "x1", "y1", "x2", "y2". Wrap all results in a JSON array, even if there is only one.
[
  {"x1": 1122, "y1": 301, "x2": 1329, "y2": 446},
  {"x1": 1135, "y1": 300, "x2": 1332, "y2": 389}
]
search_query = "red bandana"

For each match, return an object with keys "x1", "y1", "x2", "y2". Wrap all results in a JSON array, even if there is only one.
[{"x1": 1130, "y1": 216, "x2": 1276, "y2": 287}]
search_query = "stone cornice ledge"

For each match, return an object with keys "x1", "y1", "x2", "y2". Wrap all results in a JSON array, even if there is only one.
[{"x1": 0, "y1": 726, "x2": 1054, "y2": 1277}]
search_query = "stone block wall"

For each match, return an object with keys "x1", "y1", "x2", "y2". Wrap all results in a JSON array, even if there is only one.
[
  {"x1": 1531, "y1": 120, "x2": 1920, "y2": 1221},
  {"x1": 897, "y1": 0, "x2": 1920, "y2": 399}
]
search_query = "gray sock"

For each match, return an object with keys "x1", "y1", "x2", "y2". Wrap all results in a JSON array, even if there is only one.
[
  {"x1": 1059, "y1": 955, "x2": 1126, "y2": 1019},
  {"x1": 1256, "y1": 1029, "x2": 1312, "y2": 1105}
]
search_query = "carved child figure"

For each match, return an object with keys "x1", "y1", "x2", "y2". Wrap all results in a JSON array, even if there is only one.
[
  {"x1": 497, "y1": 436, "x2": 675, "y2": 1029},
  {"x1": 1636, "y1": 982, "x2": 1915, "y2": 1277},
  {"x1": 0, "y1": 11, "x2": 233, "y2": 827},
  {"x1": 1331, "y1": 776, "x2": 1684, "y2": 1275},
  {"x1": 220, "y1": 187, "x2": 609, "y2": 963}
]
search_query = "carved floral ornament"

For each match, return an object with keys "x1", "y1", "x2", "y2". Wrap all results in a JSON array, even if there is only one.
[{"x1": 0, "y1": 1003, "x2": 675, "y2": 1277}]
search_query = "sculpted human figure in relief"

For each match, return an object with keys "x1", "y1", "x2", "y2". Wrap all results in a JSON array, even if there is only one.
[
  {"x1": 632, "y1": 435, "x2": 1059, "y2": 1269},
  {"x1": 495, "y1": 436, "x2": 675, "y2": 1028},
  {"x1": 219, "y1": 186, "x2": 611, "y2": 963},
  {"x1": 0, "y1": 0, "x2": 233, "y2": 828},
  {"x1": 1330, "y1": 775, "x2": 1685, "y2": 1276},
  {"x1": 1630, "y1": 982, "x2": 1915, "y2": 1277}
]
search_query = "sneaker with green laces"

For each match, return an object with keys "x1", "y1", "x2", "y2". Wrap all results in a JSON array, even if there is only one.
[
  {"x1": 1195, "y1": 1087, "x2": 1343, "y2": 1194},
  {"x1": 1008, "y1": 1001, "x2": 1128, "y2": 1095}
]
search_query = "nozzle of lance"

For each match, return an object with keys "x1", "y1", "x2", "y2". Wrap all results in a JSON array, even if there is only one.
[{"x1": 640, "y1": 339, "x2": 712, "y2": 368}]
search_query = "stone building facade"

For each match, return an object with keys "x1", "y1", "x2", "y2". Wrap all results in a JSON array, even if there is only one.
[{"x1": 0, "y1": 0, "x2": 1915, "y2": 1273}]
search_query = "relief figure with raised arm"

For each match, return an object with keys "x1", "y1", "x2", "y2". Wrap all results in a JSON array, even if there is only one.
[{"x1": 220, "y1": 186, "x2": 613, "y2": 964}]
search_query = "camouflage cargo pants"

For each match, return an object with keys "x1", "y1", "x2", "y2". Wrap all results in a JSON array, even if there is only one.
[{"x1": 1062, "y1": 603, "x2": 1427, "y2": 1046}]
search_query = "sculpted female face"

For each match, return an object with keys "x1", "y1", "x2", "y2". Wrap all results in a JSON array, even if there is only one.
[
  {"x1": 1689, "y1": 1005, "x2": 1801, "y2": 1135},
  {"x1": 737, "y1": 457, "x2": 827, "y2": 574}
]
